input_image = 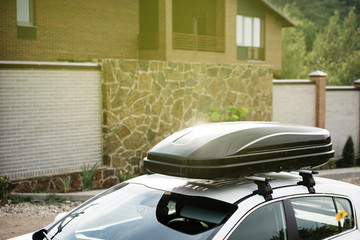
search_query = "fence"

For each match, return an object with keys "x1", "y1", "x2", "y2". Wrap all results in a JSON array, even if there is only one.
[
  {"x1": 0, "y1": 61, "x2": 103, "y2": 179},
  {"x1": 273, "y1": 72, "x2": 360, "y2": 156}
]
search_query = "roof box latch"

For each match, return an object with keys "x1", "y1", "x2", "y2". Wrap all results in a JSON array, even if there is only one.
[
  {"x1": 247, "y1": 176, "x2": 273, "y2": 201},
  {"x1": 297, "y1": 170, "x2": 318, "y2": 194}
]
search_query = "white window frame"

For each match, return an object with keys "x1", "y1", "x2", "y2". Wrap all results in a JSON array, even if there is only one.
[
  {"x1": 236, "y1": 15, "x2": 262, "y2": 48},
  {"x1": 17, "y1": 0, "x2": 34, "y2": 27}
]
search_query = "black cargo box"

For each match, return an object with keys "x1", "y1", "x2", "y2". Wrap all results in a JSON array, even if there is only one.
[{"x1": 144, "y1": 122, "x2": 334, "y2": 179}]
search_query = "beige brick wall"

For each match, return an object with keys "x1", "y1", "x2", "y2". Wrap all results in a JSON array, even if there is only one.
[
  {"x1": 0, "y1": 63, "x2": 102, "y2": 179},
  {"x1": 326, "y1": 88, "x2": 360, "y2": 156},
  {"x1": 265, "y1": 12, "x2": 283, "y2": 72},
  {"x1": 272, "y1": 80, "x2": 316, "y2": 126},
  {"x1": 0, "y1": 0, "x2": 139, "y2": 62}
]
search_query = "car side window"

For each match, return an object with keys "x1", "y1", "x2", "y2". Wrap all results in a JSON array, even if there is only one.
[
  {"x1": 228, "y1": 201, "x2": 287, "y2": 240},
  {"x1": 334, "y1": 197, "x2": 354, "y2": 232},
  {"x1": 290, "y1": 196, "x2": 355, "y2": 240}
]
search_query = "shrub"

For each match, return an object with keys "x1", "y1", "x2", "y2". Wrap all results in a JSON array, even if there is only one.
[
  {"x1": 81, "y1": 162, "x2": 99, "y2": 190},
  {"x1": 0, "y1": 172, "x2": 9, "y2": 200},
  {"x1": 116, "y1": 170, "x2": 132, "y2": 183},
  {"x1": 336, "y1": 136, "x2": 355, "y2": 168},
  {"x1": 208, "y1": 105, "x2": 248, "y2": 122},
  {"x1": 59, "y1": 176, "x2": 70, "y2": 193}
]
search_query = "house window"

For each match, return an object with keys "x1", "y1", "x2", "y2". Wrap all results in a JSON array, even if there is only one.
[
  {"x1": 16, "y1": 0, "x2": 36, "y2": 39},
  {"x1": 17, "y1": 0, "x2": 34, "y2": 26},
  {"x1": 236, "y1": 15, "x2": 264, "y2": 61}
]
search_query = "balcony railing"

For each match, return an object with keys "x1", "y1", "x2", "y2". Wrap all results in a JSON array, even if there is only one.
[
  {"x1": 138, "y1": 33, "x2": 159, "y2": 50},
  {"x1": 173, "y1": 33, "x2": 225, "y2": 52},
  {"x1": 246, "y1": 47, "x2": 265, "y2": 61}
]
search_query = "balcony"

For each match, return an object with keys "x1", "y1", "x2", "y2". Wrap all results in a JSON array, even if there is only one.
[
  {"x1": 247, "y1": 47, "x2": 265, "y2": 61},
  {"x1": 237, "y1": 46, "x2": 265, "y2": 61},
  {"x1": 173, "y1": 33, "x2": 225, "y2": 52}
]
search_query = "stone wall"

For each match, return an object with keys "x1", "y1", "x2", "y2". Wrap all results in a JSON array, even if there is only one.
[
  {"x1": 102, "y1": 59, "x2": 273, "y2": 174},
  {"x1": 9, "y1": 167, "x2": 118, "y2": 193}
]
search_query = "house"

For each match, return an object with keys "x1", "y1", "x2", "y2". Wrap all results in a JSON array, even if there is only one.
[
  {"x1": 0, "y1": 0, "x2": 296, "y2": 187},
  {"x1": 0, "y1": 0, "x2": 295, "y2": 71}
]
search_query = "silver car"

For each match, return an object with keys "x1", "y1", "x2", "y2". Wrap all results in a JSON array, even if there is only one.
[
  {"x1": 10, "y1": 122, "x2": 360, "y2": 239},
  {"x1": 11, "y1": 172, "x2": 360, "y2": 240}
]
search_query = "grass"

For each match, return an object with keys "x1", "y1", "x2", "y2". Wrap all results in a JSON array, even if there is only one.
[
  {"x1": 44, "y1": 194, "x2": 67, "y2": 207},
  {"x1": 1, "y1": 194, "x2": 33, "y2": 204},
  {"x1": 81, "y1": 162, "x2": 99, "y2": 191}
]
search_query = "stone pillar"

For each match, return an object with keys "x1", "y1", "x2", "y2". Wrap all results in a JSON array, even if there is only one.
[
  {"x1": 309, "y1": 70, "x2": 327, "y2": 128},
  {"x1": 354, "y1": 79, "x2": 360, "y2": 89}
]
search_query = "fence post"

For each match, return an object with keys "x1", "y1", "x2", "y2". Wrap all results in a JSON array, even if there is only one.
[
  {"x1": 309, "y1": 70, "x2": 327, "y2": 128},
  {"x1": 355, "y1": 79, "x2": 360, "y2": 155}
]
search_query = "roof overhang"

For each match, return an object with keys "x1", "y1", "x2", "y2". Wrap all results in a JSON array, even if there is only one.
[{"x1": 261, "y1": 0, "x2": 297, "y2": 27}]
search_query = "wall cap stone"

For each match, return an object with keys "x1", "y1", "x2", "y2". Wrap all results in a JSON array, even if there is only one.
[
  {"x1": 309, "y1": 70, "x2": 327, "y2": 77},
  {"x1": 0, "y1": 60, "x2": 101, "y2": 69},
  {"x1": 326, "y1": 86, "x2": 358, "y2": 91},
  {"x1": 273, "y1": 79, "x2": 314, "y2": 84}
]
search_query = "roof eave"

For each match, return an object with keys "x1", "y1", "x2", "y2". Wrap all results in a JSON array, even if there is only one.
[{"x1": 261, "y1": 0, "x2": 297, "y2": 27}]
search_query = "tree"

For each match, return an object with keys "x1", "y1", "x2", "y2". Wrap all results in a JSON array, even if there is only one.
[
  {"x1": 308, "y1": 8, "x2": 360, "y2": 85},
  {"x1": 336, "y1": 136, "x2": 355, "y2": 168},
  {"x1": 270, "y1": 1, "x2": 360, "y2": 84}
]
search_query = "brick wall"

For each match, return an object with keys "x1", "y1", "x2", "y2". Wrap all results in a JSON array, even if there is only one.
[
  {"x1": 0, "y1": 62, "x2": 102, "y2": 179},
  {"x1": 264, "y1": 12, "x2": 283, "y2": 72},
  {"x1": 272, "y1": 80, "x2": 316, "y2": 126},
  {"x1": 273, "y1": 78, "x2": 360, "y2": 157},
  {"x1": 0, "y1": 0, "x2": 139, "y2": 62},
  {"x1": 326, "y1": 87, "x2": 360, "y2": 156}
]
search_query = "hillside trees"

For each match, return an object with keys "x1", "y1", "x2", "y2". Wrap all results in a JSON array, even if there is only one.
[
  {"x1": 310, "y1": 8, "x2": 360, "y2": 85},
  {"x1": 271, "y1": 0, "x2": 360, "y2": 85}
]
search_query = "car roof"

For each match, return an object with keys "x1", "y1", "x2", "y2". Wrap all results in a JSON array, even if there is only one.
[{"x1": 127, "y1": 172, "x2": 353, "y2": 204}]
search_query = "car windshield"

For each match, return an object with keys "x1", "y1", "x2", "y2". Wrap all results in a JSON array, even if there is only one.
[{"x1": 45, "y1": 183, "x2": 236, "y2": 240}]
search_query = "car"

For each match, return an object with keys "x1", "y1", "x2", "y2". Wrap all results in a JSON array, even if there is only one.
[{"x1": 11, "y1": 122, "x2": 360, "y2": 240}]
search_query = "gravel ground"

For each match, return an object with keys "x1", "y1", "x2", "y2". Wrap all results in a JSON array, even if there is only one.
[{"x1": 0, "y1": 201, "x2": 81, "y2": 240}]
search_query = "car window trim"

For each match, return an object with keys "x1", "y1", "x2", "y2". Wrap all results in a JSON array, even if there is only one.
[
  {"x1": 223, "y1": 193, "x2": 357, "y2": 240},
  {"x1": 283, "y1": 199, "x2": 299, "y2": 240}
]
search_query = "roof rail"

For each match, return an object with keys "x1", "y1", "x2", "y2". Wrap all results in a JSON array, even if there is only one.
[
  {"x1": 247, "y1": 176, "x2": 273, "y2": 201},
  {"x1": 297, "y1": 170, "x2": 318, "y2": 193}
]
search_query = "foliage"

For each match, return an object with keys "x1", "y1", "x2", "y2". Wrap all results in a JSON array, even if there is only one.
[
  {"x1": 59, "y1": 176, "x2": 70, "y2": 193},
  {"x1": 81, "y1": 162, "x2": 99, "y2": 191},
  {"x1": 45, "y1": 194, "x2": 66, "y2": 207},
  {"x1": 2, "y1": 194, "x2": 33, "y2": 205},
  {"x1": 116, "y1": 170, "x2": 132, "y2": 183},
  {"x1": 336, "y1": 136, "x2": 355, "y2": 168},
  {"x1": 0, "y1": 172, "x2": 9, "y2": 200},
  {"x1": 309, "y1": 8, "x2": 360, "y2": 85},
  {"x1": 270, "y1": 0, "x2": 360, "y2": 85},
  {"x1": 208, "y1": 105, "x2": 248, "y2": 122}
]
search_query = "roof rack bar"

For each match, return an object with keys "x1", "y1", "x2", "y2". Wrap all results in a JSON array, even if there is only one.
[
  {"x1": 247, "y1": 176, "x2": 273, "y2": 201},
  {"x1": 297, "y1": 170, "x2": 318, "y2": 193}
]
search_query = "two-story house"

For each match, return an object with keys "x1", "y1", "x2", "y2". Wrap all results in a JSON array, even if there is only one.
[
  {"x1": 1, "y1": 0, "x2": 295, "y2": 71},
  {"x1": 0, "y1": 0, "x2": 296, "y2": 183}
]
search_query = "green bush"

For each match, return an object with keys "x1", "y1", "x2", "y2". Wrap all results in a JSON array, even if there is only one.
[
  {"x1": 59, "y1": 176, "x2": 70, "y2": 193},
  {"x1": 0, "y1": 172, "x2": 9, "y2": 200},
  {"x1": 116, "y1": 170, "x2": 132, "y2": 183},
  {"x1": 208, "y1": 105, "x2": 248, "y2": 122},
  {"x1": 81, "y1": 162, "x2": 99, "y2": 191},
  {"x1": 336, "y1": 136, "x2": 355, "y2": 168}
]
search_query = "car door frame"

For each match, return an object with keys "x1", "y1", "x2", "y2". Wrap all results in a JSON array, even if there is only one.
[{"x1": 219, "y1": 193, "x2": 358, "y2": 240}]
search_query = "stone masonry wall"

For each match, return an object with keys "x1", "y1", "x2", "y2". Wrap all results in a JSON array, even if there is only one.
[{"x1": 102, "y1": 59, "x2": 273, "y2": 174}]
